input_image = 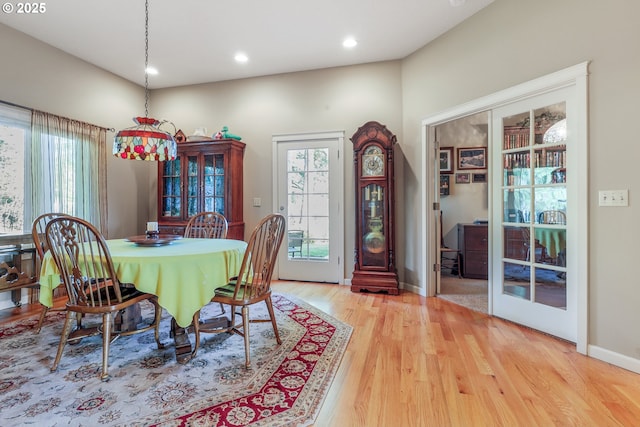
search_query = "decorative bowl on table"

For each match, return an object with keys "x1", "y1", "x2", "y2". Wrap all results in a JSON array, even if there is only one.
[{"x1": 125, "y1": 235, "x2": 182, "y2": 246}]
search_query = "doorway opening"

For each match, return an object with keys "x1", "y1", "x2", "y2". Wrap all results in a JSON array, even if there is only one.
[
  {"x1": 436, "y1": 112, "x2": 489, "y2": 313},
  {"x1": 273, "y1": 131, "x2": 344, "y2": 284}
]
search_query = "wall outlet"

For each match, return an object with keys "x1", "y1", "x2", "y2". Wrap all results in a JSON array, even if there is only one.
[
  {"x1": 252, "y1": 197, "x2": 262, "y2": 207},
  {"x1": 598, "y1": 189, "x2": 629, "y2": 207}
]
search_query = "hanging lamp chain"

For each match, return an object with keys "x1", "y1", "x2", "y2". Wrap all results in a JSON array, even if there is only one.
[{"x1": 144, "y1": 0, "x2": 150, "y2": 118}]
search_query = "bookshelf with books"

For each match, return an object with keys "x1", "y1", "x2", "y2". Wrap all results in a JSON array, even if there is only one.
[{"x1": 503, "y1": 125, "x2": 567, "y2": 187}]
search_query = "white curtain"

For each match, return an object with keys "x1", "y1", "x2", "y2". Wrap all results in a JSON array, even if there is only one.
[{"x1": 30, "y1": 111, "x2": 107, "y2": 233}]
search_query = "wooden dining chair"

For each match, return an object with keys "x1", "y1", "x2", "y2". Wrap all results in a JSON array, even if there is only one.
[
  {"x1": 184, "y1": 211, "x2": 228, "y2": 314},
  {"x1": 191, "y1": 213, "x2": 286, "y2": 367},
  {"x1": 45, "y1": 216, "x2": 164, "y2": 381},
  {"x1": 184, "y1": 212, "x2": 228, "y2": 239},
  {"x1": 31, "y1": 213, "x2": 71, "y2": 333}
]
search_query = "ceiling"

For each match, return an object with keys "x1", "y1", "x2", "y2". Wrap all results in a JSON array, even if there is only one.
[{"x1": 0, "y1": 0, "x2": 493, "y2": 89}]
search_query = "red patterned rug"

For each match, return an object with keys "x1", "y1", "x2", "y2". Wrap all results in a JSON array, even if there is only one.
[{"x1": 0, "y1": 294, "x2": 352, "y2": 426}]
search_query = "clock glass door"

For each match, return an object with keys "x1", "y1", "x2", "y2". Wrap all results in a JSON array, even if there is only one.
[{"x1": 361, "y1": 183, "x2": 386, "y2": 267}]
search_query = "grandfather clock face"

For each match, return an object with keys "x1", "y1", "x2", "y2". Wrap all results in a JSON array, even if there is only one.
[{"x1": 362, "y1": 146, "x2": 385, "y2": 177}]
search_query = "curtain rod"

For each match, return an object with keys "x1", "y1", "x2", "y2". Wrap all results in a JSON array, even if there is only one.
[{"x1": 1, "y1": 99, "x2": 115, "y2": 132}]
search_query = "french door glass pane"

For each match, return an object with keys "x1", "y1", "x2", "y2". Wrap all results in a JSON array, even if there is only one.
[
  {"x1": 503, "y1": 261, "x2": 530, "y2": 301},
  {"x1": 534, "y1": 266, "x2": 566, "y2": 308},
  {"x1": 502, "y1": 103, "x2": 567, "y2": 310}
]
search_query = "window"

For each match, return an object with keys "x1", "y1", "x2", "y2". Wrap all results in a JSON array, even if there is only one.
[
  {"x1": 0, "y1": 102, "x2": 107, "y2": 234},
  {"x1": 0, "y1": 103, "x2": 31, "y2": 234}
]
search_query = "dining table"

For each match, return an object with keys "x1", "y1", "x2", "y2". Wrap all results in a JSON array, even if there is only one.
[
  {"x1": 39, "y1": 236, "x2": 247, "y2": 363},
  {"x1": 534, "y1": 227, "x2": 566, "y2": 265}
]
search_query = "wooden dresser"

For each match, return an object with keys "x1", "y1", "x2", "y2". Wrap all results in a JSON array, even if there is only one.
[{"x1": 458, "y1": 223, "x2": 488, "y2": 279}]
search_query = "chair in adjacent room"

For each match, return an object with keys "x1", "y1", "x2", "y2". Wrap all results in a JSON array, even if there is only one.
[
  {"x1": 184, "y1": 211, "x2": 228, "y2": 239},
  {"x1": 439, "y1": 212, "x2": 461, "y2": 278},
  {"x1": 45, "y1": 216, "x2": 164, "y2": 381},
  {"x1": 191, "y1": 213, "x2": 286, "y2": 367},
  {"x1": 521, "y1": 227, "x2": 547, "y2": 264},
  {"x1": 31, "y1": 212, "x2": 70, "y2": 333},
  {"x1": 538, "y1": 210, "x2": 566, "y2": 225}
]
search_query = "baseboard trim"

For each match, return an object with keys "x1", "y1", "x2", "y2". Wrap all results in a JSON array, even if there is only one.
[
  {"x1": 588, "y1": 344, "x2": 640, "y2": 374},
  {"x1": 402, "y1": 282, "x2": 426, "y2": 296}
]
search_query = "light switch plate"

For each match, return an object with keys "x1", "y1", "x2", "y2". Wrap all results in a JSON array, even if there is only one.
[
  {"x1": 598, "y1": 189, "x2": 629, "y2": 207},
  {"x1": 252, "y1": 197, "x2": 262, "y2": 207}
]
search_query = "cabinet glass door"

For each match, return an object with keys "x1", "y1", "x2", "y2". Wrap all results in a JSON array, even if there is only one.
[
  {"x1": 502, "y1": 102, "x2": 567, "y2": 309},
  {"x1": 161, "y1": 158, "x2": 181, "y2": 218},
  {"x1": 203, "y1": 154, "x2": 225, "y2": 214},
  {"x1": 186, "y1": 155, "x2": 199, "y2": 217}
]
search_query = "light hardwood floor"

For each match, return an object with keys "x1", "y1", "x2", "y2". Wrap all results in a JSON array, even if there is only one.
[
  {"x1": 272, "y1": 281, "x2": 640, "y2": 427},
  {"x1": 3, "y1": 282, "x2": 640, "y2": 426}
]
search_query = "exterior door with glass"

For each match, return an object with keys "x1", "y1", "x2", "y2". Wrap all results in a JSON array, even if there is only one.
[
  {"x1": 274, "y1": 132, "x2": 343, "y2": 283},
  {"x1": 492, "y1": 87, "x2": 576, "y2": 341}
]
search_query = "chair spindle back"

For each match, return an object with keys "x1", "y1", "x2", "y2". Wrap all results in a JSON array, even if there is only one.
[
  {"x1": 45, "y1": 216, "x2": 123, "y2": 308},
  {"x1": 234, "y1": 214, "x2": 286, "y2": 300},
  {"x1": 184, "y1": 212, "x2": 228, "y2": 239}
]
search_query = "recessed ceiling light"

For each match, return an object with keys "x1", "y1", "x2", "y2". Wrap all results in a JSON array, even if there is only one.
[
  {"x1": 235, "y1": 53, "x2": 248, "y2": 63},
  {"x1": 343, "y1": 38, "x2": 357, "y2": 49},
  {"x1": 145, "y1": 66, "x2": 158, "y2": 75}
]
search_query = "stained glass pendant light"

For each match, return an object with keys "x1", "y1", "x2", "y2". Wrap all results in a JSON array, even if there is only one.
[{"x1": 113, "y1": 0, "x2": 176, "y2": 161}]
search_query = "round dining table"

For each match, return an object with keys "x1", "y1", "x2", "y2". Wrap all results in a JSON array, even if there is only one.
[{"x1": 39, "y1": 237, "x2": 247, "y2": 362}]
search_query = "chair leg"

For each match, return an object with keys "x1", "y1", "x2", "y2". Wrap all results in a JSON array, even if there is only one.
[
  {"x1": 218, "y1": 302, "x2": 225, "y2": 314},
  {"x1": 151, "y1": 300, "x2": 164, "y2": 349},
  {"x1": 265, "y1": 296, "x2": 282, "y2": 345},
  {"x1": 35, "y1": 305, "x2": 49, "y2": 334},
  {"x1": 100, "y1": 313, "x2": 112, "y2": 382},
  {"x1": 191, "y1": 311, "x2": 201, "y2": 358},
  {"x1": 242, "y1": 306, "x2": 251, "y2": 368},
  {"x1": 50, "y1": 311, "x2": 74, "y2": 373}
]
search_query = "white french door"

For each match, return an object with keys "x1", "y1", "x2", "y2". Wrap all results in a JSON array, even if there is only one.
[
  {"x1": 273, "y1": 132, "x2": 344, "y2": 283},
  {"x1": 491, "y1": 86, "x2": 578, "y2": 342}
]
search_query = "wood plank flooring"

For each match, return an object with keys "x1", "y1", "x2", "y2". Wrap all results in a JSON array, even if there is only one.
[
  {"x1": 271, "y1": 281, "x2": 640, "y2": 427},
  {"x1": 2, "y1": 281, "x2": 640, "y2": 426}
]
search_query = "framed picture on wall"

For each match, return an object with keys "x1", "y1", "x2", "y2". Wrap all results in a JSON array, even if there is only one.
[
  {"x1": 472, "y1": 173, "x2": 487, "y2": 183},
  {"x1": 457, "y1": 147, "x2": 487, "y2": 170},
  {"x1": 439, "y1": 146, "x2": 454, "y2": 174},
  {"x1": 455, "y1": 172, "x2": 470, "y2": 184},
  {"x1": 440, "y1": 175, "x2": 450, "y2": 195}
]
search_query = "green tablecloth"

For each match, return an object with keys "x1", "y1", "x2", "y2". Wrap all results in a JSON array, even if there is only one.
[
  {"x1": 39, "y1": 238, "x2": 246, "y2": 327},
  {"x1": 535, "y1": 228, "x2": 566, "y2": 258}
]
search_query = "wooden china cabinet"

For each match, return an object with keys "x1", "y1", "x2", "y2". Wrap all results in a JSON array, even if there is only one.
[{"x1": 157, "y1": 138, "x2": 245, "y2": 240}]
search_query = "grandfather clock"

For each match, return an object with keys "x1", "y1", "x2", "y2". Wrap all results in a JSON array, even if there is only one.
[{"x1": 351, "y1": 121, "x2": 399, "y2": 294}]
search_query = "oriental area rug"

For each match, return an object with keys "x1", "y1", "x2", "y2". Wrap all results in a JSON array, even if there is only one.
[{"x1": 0, "y1": 294, "x2": 352, "y2": 426}]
